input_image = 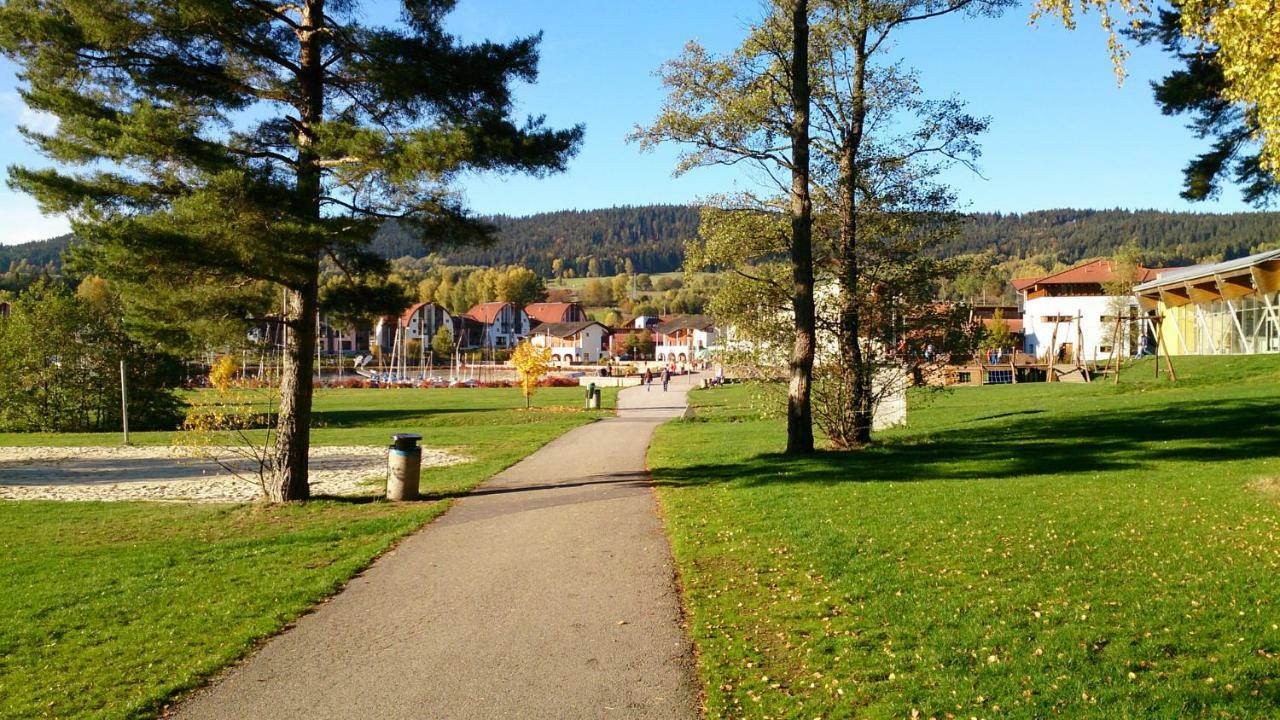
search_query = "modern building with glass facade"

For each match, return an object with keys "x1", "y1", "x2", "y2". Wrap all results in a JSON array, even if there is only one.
[{"x1": 1134, "y1": 248, "x2": 1280, "y2": 356}]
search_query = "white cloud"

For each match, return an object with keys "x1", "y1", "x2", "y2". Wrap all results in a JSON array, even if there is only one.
[
  {"x1": 0, "y1": 197, "x2": 71, "y2": 245},
  {"x1": 18, "y1": 105, "x2": 59, "y2": 135}
]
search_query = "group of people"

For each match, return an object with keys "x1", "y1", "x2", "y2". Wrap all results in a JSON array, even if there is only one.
[
  {"x1": 641, "y1": 365, "x2": 672, "y2": 392},
  {"x1": 638, "y1": 362, "x2": 727, "y2": 391}
]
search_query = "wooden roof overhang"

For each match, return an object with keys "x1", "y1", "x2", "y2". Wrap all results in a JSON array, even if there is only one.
[{"x1": 1136, "y1": 257, "x2": 1280, "y2": 310}]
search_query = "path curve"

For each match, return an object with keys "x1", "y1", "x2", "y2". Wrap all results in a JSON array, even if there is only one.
[{"x1": 172, "y1": 373, "x2": 701, "y2": 720}]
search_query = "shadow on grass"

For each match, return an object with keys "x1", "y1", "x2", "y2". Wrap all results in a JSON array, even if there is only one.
[
  {"x1": 307, "y1": 494, "x2": 387, "y2": 505},
  {"x1": 313, "y1": 407, "x2": 479, "y2": 428},
  {"x1": 653, "y1": 396, "x2": 1280, "y2": 488}
]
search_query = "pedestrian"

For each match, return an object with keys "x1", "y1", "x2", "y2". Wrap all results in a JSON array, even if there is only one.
[
  {"x1": 661, "y1": 366, "x2": 670, "y2": 392},
  {"x1": 642, "y1": 367, "x2": 652, "y2": 391}
]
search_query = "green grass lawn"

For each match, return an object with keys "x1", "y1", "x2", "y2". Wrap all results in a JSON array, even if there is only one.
[
  {"x1": 0, "y1": 386, "x2": 613, "y2": 719},
  {"x1": 649, "y1": 356, "x2": 1280, "y2": 719}
]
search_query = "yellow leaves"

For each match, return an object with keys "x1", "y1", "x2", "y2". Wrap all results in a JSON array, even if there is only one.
[
  {"x1": 208, "y1": 354, "x2": 241, "y2": 392},
  {"x1": 1031, "y1": 0, "x2": 1150, "y2": 82},
  {"x1": 1182, "y1": 0, "x2": 1280, "y2": 172},
  {"x1": 510, "y1": 341, "x2": 553, "y2": 404}
]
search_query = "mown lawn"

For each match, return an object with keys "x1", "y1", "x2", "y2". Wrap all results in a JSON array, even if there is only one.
[
  {"x1": 650, "y1": 356, "x2": 1280, "y2": 719},
  {"x1": 0, "y1": 386, "x2": 613, "y2": 719}
]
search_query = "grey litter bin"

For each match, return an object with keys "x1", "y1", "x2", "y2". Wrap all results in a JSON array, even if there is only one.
[
  {"x1": 387, "y1": 433, "x2": 422, "y2": 501},
  {"x1": 585, "y1": 383, "x2": 600, "y2": 410}
]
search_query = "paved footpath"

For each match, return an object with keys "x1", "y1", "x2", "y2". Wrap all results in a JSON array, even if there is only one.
[{"x1": 173, "y1": 373, "x2": 701, "y2": 720}]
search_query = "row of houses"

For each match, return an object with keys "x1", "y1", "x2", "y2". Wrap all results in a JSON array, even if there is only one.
[{"x1": 316, "y1": 300, "x2": 720, "y2": 365}]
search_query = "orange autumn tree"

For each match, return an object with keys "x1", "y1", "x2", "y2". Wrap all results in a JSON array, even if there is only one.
[{"x1": 511, "y1": 341, "x2": 553, "y2": 409}]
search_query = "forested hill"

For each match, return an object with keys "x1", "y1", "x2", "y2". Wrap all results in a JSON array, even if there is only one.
[
  {"x1": 0, "y1": 233, "x2": 74, "y2": 271},
  {"x1": 5, "y1": 207, "x2": 1280, "y2": 282},
  {"x1": 0, "y1": 233, "x2": 75, "y2": 291},
  {"x1": 371, "y1": 204, "x2": 698, "y2": 276},
  {"x1": 376, "y1": 206, "x2": 1280, "y2": 274},
  {"x1": 955, "y1": 209, "x2": 1280, "y2": 267}
]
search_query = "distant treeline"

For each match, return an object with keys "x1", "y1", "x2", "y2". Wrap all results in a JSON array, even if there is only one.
[
  {"x1": 5, "y1": 206, "x2": 1280, "y2": 285},
  {"x1": 371, "y1": 204, "x2": 697, "y2": 276},
  {"x1": 954, "y1": 209, "x2": 1280, "y2": 267},
  {"x1": 0, "y1": 234, "x2": 74, "y2": 291}
]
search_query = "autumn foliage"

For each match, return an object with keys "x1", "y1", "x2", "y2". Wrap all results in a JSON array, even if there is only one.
[{"x1": 511, "y1": 341, "x2": 553, "y2": 408}]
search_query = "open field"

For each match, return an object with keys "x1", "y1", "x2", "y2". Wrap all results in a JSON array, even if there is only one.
[
  {"x1": 0, "y1": 386, "x2": 615, "y2": 719},
  {"x1": 649, "y1": 356, "x2": 1280, "y2": 718}
]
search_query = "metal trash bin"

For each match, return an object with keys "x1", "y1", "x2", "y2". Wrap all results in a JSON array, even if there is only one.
[
  {"x1": 585, "y1": 383, "x2": 600, "y2": 410},
  {"x1": 387, "y1": 433, "x2": 422, "y2": 501}
]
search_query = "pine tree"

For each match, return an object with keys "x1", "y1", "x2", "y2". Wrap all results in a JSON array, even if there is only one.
[{"x1": 0, "y1": 0, "x2": 581, "y2": 500}]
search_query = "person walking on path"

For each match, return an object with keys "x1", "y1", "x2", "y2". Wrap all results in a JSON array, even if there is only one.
[
  {"x1": 642, "y1": 367, "x2": 652, "y2": 391},
  {"x1": 661, "y1": 366, "x2": 670, "y2": 392}
]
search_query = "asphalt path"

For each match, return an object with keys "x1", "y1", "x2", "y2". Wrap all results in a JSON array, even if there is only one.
[{"x1": 172, "y1": 373, "x2": 701, "y2": 720}]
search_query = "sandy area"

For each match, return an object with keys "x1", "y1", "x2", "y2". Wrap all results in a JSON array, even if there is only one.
[{"x1": 0, "y1": 445, "x2": 465, "y2": 503}]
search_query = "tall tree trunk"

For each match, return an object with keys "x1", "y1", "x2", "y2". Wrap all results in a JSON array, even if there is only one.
[
  {"x1": 836, "y1": 30, "x2": 873, "y2": 448},
  {"x1": 786, "y1": 0, "x2": 816, "y2": 455},
  {"x1": 271, "y1": 284, "x2": 317, "y2": 501},
  {"x1": 268, "y1": 0, "x2": 325, "y2": 502}
]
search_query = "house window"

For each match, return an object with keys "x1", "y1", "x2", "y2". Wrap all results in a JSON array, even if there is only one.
[
  {"x1": 957, "y1": 371, "x2": 972, "y2": 384},
  {"x1": 1040, "y1": 315, "x2": 1073, "y2": 323}
]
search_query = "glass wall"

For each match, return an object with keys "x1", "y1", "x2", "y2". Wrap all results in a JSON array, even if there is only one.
[{"x1": 1162, "y1": 290, "x2": 1280, "y2": 355}]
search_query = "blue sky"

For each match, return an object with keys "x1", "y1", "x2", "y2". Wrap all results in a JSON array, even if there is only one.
[{"x1": 0, "y1": 1, "x2": 1261, "y2": 245}]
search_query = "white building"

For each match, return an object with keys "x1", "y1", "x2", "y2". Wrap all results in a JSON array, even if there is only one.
[
  {"x1": 528, "y1": 321, "x2": 611, "y2": 364},
  {"x1": 401, "y1": 302, "x2": 455, "y2": 343},
  {"x1": 655, "y1": 315, "x2": 718, "y2": 363},
  {"x1": 464, "y1": 302, "x2": 530, "y2": 350},
  {"x1": 1017, "y1": 259, "x2": 1169, "y2": 364}
]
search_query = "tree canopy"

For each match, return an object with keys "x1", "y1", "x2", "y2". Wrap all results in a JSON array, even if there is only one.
[{"x1": 0, "y1": 0, "x2": 581, "y2": 500}]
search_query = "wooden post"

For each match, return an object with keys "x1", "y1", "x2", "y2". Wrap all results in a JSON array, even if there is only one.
[
  {"x1": 1044, "y1": 320, "x2": 1060, "y2": 383},
  {"x1": 1076, "y1": 312, "x2": 1086, "y2": 371},
  {"x1": 1108, "y1": 315, "x2": 1123, "y2": 385},
  {"x1": 1162, "y1": 327, "x2": 1178, "y2": 382},
  {"x1": 120, "y1": 359, "x2": 130, "y2": 445},
  {"x1": 1112, "y1": 315, "x2": 1123, "y2": 385},
  {"x1": 1154, "y1": 313, "x2": 1163, "y2": 379}
]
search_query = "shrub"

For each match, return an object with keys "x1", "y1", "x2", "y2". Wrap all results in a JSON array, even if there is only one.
[{"x1": 0, "y1": 281, "x2": 183, "y2": 432}]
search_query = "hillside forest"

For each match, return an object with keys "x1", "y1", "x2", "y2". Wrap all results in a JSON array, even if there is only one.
[{"x1": 4, "y1": 205, "x2": 1280, "y2": 303}]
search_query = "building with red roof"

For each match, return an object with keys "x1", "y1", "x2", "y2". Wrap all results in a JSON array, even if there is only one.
[
  {"x1": 463, "y1": 302, "x2": 530, "y2": 349},
  {"x1": 1016, "y1": 259, "x2": 1180, "y2": 364},
  {"x1": 524, "y1": 301, "x2": 588, "y2": 326}
]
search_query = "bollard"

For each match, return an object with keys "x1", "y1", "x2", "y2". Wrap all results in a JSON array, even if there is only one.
[{"x1": 387, "y1": 433, "x2": 422, "y2": 501}]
